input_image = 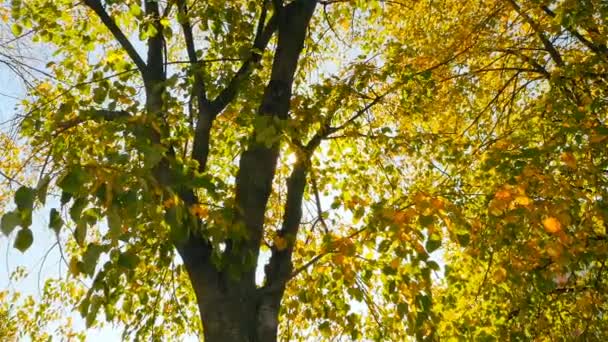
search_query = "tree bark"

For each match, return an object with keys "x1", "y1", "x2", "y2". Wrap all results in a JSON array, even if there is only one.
[{"x1": 177, "y1": 1, "x2": 318, "y2": 341}]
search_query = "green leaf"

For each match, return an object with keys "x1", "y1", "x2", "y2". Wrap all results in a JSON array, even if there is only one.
[
  {"x1": 49, "y1": 208, "x2": 63, "y2": 234},
  {"x1": 417, "y1": 294, "x2": 432, "y2": 313},
  {"x1": 85, "y1": 296, "x2": 102, "y2": 328},
  {"x1": 19, "y1": 208, "x2": 32, "y2": 228},
  {"x1": 82, "y1": 244, "x2": 103, "y2": 277},
  {"x1": 128, "y1": 3, "x2": 142, "y2": 16},
  {"x1": 427, "y1": 260, "x2": 440, "y2": 271},
  {"x1": 70, "y1": 197, "x2": 87, "y2": 223},
  {"x1": 14, "y1": 228, "x2": 33, "y2": 252},
  {"x1": 170, "y1": 223, "x2": 189, "y2": 244},
  {"x1": 426, "y1": 238, "x2": 441, "y2": 253},
  {"x1": 141, "y1": 144, "x2": 165, "y2": 169},
  {"x1": 191, "y1": 173, "x2": 215, "y2": 191},
  {"x1": 118, "y1": 251, "x2": 140, "y2": 269},
  {"x1": 397, "y1": 302, "x2": 409, "y2": 318},
  {"x1": 78, "y1": 297, "x2": 90, "y2": 318},
  {"x1": 36, "y1": 175, "x2": 50, "y2": 205},
  {"x1": 92, "y1": 87, "x2": 107, "y2": 104},
  {"x1": 1, "y1": 211, "x2": 21, "y2": 236},
  {"x1": 58, "y1": 167, "x2": 87, "y2": 194},
  {"x1": 107, "y1": 205, "x2": 122, "y2": 239},
  {"x1": 14, "y1": 186, "x2": 36, "y2": 211},
  {"x1": 74, "y1": 223, "x2": 87, "y2": 246},
  {"x1": 419, "y1": 215, "x2": 434, "y2": 227},
  {"x1": 11, "y1": 23, "x2": 22, "y2": 36},
  {"x1": 456, "y1": 233, "x2": 470, "y2": 247},
  {"x1": 60, "y1": 191, "x2": 72, "y2": 206}
]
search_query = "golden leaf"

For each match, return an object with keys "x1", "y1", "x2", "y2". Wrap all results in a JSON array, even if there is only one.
[
  {"x1": 163, "y1": 196, "x2": 177, "y2": 208},
  {"x1": 413, "y1": 192, "x2": 427, "y2": 206},
  {"x1": 494, "y1": 188, "x2": 511, "y2": 200},
  {"x1": 493, "y1": 267, "x2": 507, "y2": 283},
  {"x1": 546, "y1": 243, "x2": 562, "y2": 260},
  {"x1": 560, "y1": 152, "x2": 577, "y2": 169},
  {"x1": 514, "y1": 196, "x2": 531, "y2": 206},
  {"x1": 590, "y1": 134, "x2": 607, "y2": 144},
  {"x1": 37, "y1": 82, "x2": 52, "y2": 93},
  {"x1": 393, "y1": 208, "x2": 416, "y2": 224},
  {"x1": 332, "y1": 253, "x2": 345, "y2": 265},
  {"x1": 189, "y1": 204, "x2": 209, "y2": 218},
  {"x1": 543, "y1": 217, "x2": 562, "y2": 233},
  {"x1": 431, "y1": 197, "x2": 445, "y2": 210}
]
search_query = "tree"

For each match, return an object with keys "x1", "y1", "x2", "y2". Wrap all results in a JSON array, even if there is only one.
[{"x1": 1, "y1": 0, "x2": 607, "y2": 340}]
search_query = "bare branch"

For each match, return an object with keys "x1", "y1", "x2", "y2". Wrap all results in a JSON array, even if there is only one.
[{"x1": 540, "y1": 5, "x2": 608, "y2": 61}]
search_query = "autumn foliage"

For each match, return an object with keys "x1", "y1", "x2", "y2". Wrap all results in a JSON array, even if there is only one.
[{"x1": 1, "y1": 0, "x2": 608, "y2": 340}]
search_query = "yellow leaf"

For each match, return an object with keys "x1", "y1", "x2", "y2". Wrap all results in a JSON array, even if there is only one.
[
  {"x1": 163, "y1": 195, "x2": 178, "y2": 208},
  {"x1": 560, "y1": 152, "x2": 577, "y2": 169},
  {"x1": 590, "y1": 133, "x2": 607, "y2": 144},
  {"x1": 493, "y1": 267, "x2": 507, "y2": 283},
  {"x1": 494, "y1": 140, "x2": 510, "y2": 150},
  {"x1": 37, "y1": 82, "x2": 52, "y2": 93},
  {"x1": 514, "y1": 196, "x2": 531, "y2": 206},
  {"x1": 543, "y1": 217, "x2": 562, "y2": 234},
  {"x1": 151, "y1": 121, "x2": 162, "y2": 134},
  {"x1": 69, "y1": 257, "x2": 79, "y2": 275},
  {"x1": 332, "y1": 253, "x2": 345, "y2": 265},
  {"x1": 546, "y1": 243, "x2": 562, "y2": 259},
  {"x1": 189, "y1": 204, "x2": 208, "y2": 218},
  {"x1": 494, "y1": 188, "x2": 511, "y2": 200},
  {"x1": 393, "y1": 208, "x2": 416, "y2": 224},
  {"x1": 431, "y1": 197, "x2": 445, "y2": 210}
]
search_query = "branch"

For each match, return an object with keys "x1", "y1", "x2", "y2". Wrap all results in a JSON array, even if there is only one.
[
  {"x1": 506, "y1": 0, "x2": 564, "y2": 67},
  {"x1": 272, "y1": 0, "x2": 284, "y2": 13},
  {"x1": 288, "y1": 227, "x2": 367, "y2": 282},
  {"x1": 304, "y1": 94, "x2": 385, "y2": 151},
  {"x1": 496, "y1": 48, "x2": 551, "y2": 78},
  {"x1": 208, "y1": 5, "x2": 278, "y2": 114},
  {"x1": 310, "y1": 171, "x2": 329, "y2": 234},
  {"x1": 289, "y1": 251, "x2": 328, "y2": 279},
  {"x1": 234, "y1": 1, "x2": 317, "y2": 304},
  {"x1": 0, "y1": 169, "x2": 24, "y2": 187},
  {"x1": 461, "y1": 72, "x2": 521, "y2": 136},
  {"x1": 262, "y1": 160, "x2": 309, "y2": 291},
  {"x1": 144, "y1": 0, "x2": 165, "y2": 82},
  {"x1": 327, "y1": 94, "x2": 384, "y2": 133},
  {"x1": 540, "y1": 5, "x2": 608, "y2": 60},
  {"x1": 177, "y1": 0, "x2": 209, "y2": 105},
  {"x1": 83, "y1": 0, "x2": 147, "y2": 74},
  {"x1": 191, "y1": 1, "x2": 277, "y2": 172},
  {"x1": 54, "y1": 109, "x2": 131, "y2": 132}
]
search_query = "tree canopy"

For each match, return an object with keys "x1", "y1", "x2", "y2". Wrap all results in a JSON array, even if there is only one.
[{"x1": 1, "y1": 0, "x2": 608, "y2": 340}]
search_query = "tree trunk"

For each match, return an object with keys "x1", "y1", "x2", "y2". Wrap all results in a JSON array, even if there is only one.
[
  {"x1": 85, "y1": 0, "x2": 317, "y2": 340},
  {"x1": 178, "y1": 1, "x2": 318, "y2": 341},
  {"x1": 178, "y1": 235, "x2": 283, "y2": 342}
]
